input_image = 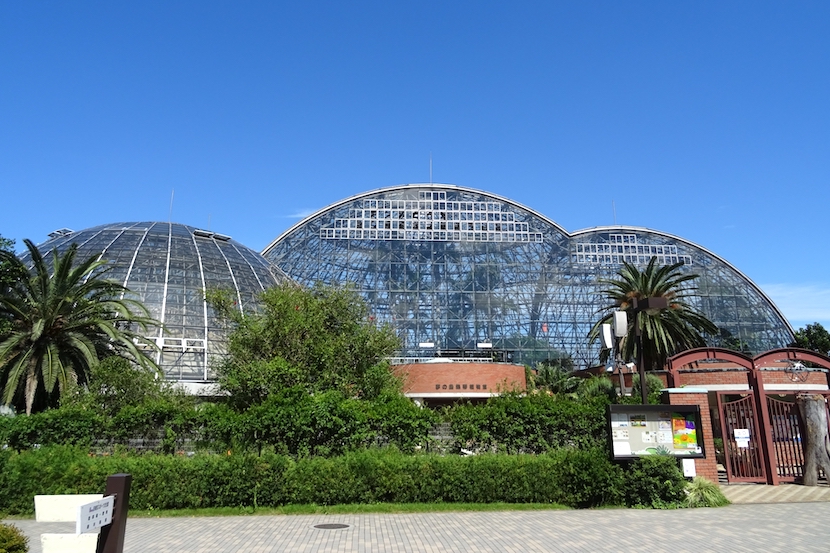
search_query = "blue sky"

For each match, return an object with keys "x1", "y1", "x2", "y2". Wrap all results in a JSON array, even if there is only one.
[{"x1": 2, "y1": 2, "x2": 829, "y2": 330}]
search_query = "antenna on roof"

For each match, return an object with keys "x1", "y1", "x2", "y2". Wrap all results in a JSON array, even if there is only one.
[
  {"x1": 429, "y1": 152, "x2": 433, "y2": 184},
  {"x1": 169, "y1": 189, "x2": 175, "y2": 223},
  {"x1": 612, "y1": 200, "x2": 617, "y2": 226}
]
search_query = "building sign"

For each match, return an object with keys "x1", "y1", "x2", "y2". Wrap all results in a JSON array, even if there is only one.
[
  {"x1": 607, "y1": 405, "x2": 705, "y2": 460},
  {"x1": 76, "y1": 495, "x2": 115, "y2": 534},
  {"x1": 435, "y1": 383, "x2": 487, "y2": 391}
]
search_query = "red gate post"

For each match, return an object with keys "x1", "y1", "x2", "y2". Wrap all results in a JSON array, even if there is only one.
[
  {"x1": 96, "y1": 474, "x2": 132, "y2": 553},
  {"x1": 747, "y1": 367, "x2": 779, "y2": 485},
  {"x1": 662, "y1": 388, "x2": 719, "y2": 483}
]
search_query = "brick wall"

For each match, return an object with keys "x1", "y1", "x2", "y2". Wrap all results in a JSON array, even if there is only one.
[
  {"x1": 394, "y1": 362, "x2": 527, "y2": 395},
  {"x1": 663, "y1": 391, "x2": 720, "y2": 484}
]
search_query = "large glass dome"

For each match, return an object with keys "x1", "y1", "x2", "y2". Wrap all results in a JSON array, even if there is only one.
[
  {"x1": 263, "y1": 184, "x2": 794, "y2": 367},
  {"x1": 28, "y1": 222, "x2": 288, "y2": 381}
]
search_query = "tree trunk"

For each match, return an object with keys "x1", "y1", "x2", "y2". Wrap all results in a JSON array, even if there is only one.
[{"x1": 796, "y1": 394, "x2": 830, "y2": 486}]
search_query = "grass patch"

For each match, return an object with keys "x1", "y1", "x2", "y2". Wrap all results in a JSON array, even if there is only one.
[{"x1": 130, "y1": 502, "x2": 571, "y2": 518}]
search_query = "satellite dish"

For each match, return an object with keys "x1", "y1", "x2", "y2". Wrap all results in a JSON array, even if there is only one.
[{"x1": 601, "y1": 324, "x2": 613, "y2": 349}]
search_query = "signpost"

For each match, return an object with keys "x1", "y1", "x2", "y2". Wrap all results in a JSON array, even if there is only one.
[{"x1": 96, "y1": 473, "x2": 132, "y2": 553}]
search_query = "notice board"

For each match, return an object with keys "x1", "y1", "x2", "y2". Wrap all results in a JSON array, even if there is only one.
[{"x1": 607, "y1": 404, "x2": 705, "y2": 460}]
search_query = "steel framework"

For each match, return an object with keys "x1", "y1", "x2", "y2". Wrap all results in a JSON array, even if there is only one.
[{"x1": 263, "y1": 184, "x2": 794, "y2": 368}]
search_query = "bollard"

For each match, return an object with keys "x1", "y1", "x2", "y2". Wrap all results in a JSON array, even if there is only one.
[{"x1": 96, "y1": 474, "x2": 132, "y2": 553}]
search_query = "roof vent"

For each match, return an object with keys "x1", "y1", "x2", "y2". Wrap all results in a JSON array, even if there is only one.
[
  {"x1": 48, "y1": 228, "x2": 74, "y2": 239},
  {"x1": 193, "y1": 229, "x2": 232, "y2": 241}
]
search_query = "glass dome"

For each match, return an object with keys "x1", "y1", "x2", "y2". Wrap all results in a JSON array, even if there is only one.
[
  {"x1": 28, "y1": 222, "x2": 288, "y2": 381},
  {"x1": 263, "y1": 184, "x2": 794, "y2": 367}
]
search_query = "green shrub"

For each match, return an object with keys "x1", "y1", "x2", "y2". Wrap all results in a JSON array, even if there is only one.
[
  {"x1": 622, "y1": 456, "x2": 687, "y2": 508},
  {"x1": 0, "y1": 522, "x2": 29, "y2": 553},
  {"x1": 446, "y1": 393, "x2": 608, "y2": 453},
  {"x1": 684, "y1": 477, "x2": 729, "y2": 508}
]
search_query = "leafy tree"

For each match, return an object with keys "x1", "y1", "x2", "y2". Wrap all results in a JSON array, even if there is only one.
[
  {"x1": 0, "y1": 235, "x2": 23, "y2": 340},
  {"x1": 713, "y1": 327, "x2": 751, "y2": 354},
  {"x1": 210, "y1": 282, "x2": 401, "y2": 409},
  {"x1": 789, "y1": 322, "x2": 830, "y2": 357},
  {"x1": 589, "y1": 258, "x2": 718, "y2": 372},
  {"x1": 0, "y1": 239, "x2": 160, "y2": 414},
  {"x1": 63, "y1": 356, "x2": 188, "y2": 416}
]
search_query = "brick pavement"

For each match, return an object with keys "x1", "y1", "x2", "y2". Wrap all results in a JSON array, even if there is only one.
[{"x1": 8, "y1": 503, "x2": 830, "y2": 553}]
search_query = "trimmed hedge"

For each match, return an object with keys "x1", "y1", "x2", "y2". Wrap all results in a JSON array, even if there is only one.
[
  {"x1": 0, "y1": 446, "x2": 687, "y2": 514},
  {"x1": 0, "y1": 391, "x2": 438, "y2": 456},
  {"x1": 446, "y1": 393, "x2": 609, "y2": 453}
]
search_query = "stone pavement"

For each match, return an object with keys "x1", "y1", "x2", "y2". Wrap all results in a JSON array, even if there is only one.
[{"x1": 9, "y1": 502, "x2": 830, "y2": 553}]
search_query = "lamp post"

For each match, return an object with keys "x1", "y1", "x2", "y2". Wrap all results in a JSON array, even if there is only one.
[{"x1": 631, "y1": 296, "x2": 668, "y2": 404}]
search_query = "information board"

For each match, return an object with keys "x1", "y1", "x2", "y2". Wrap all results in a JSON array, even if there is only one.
[{"x1": 607, "y1": 404, "x2": 705, "y2": 460}]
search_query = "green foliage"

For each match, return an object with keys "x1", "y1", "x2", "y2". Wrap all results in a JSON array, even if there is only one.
[
  {"x1": 620, "y1": 373, "x2": 666, "y2": 405},
  {"x1": 530, "y1": 363, "x2": 581, "y2": 395},
  {"x1": 589, "y1": 258, "x2": 718, "y2": 371},
  {"x1": 0, "y1": 239, "x2": 160, "y2": 414},
  {"x1": 0, "y1": 446, "x2": 636, "y2": 513},
  {"x1": 446, "y1": 392, "x2": 609, "y2": 453},
  {"x1": 684, "y1": 477, "x2": 729, "y2": 508},
  {"x1": 210, "y1": 283, "x2": 401, "y2": 408},
  {"x1": 0, "y1": 522, "x2": 29, "y2": 553},
  {"x1": 63, "y1": 356, "x2": 189, "y2": 416},
  {"x1": 623, "y1": 456, "x2": 687, "y2": 508},
  {"x1": 0, "y1": 235, "x2": 21, "y2": 343},
  {"x1": 0, "y1": 389, "x2": 436, "y2": 456},
  {"x1": 790, "y1": 322, "x2": 830, "y2": 357},
  {"x1": 713, "y1": 327, "x2": 751, "y2": 354}
]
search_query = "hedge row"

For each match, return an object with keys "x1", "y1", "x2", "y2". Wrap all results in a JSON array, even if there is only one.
[
  {"x1": 447, "y1": 393, "x2": 609, "y2": 453},
  {"x1": 0, "y1": 446, "x2": 686, "y2": 514},
  {"x1": 0, "y1": 390, "x2": 439, "y2": 456},
  {"x1": 0, "y1": 392, "x2": 613, "y2": 456}
]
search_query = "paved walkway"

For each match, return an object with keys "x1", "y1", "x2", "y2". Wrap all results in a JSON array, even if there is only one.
[
  {"x1": 721, "y1": 481, "x2": 830, "y2": 504},
  {"x1": 9, "y1": 502, "x2": 830, "y2": 553}
]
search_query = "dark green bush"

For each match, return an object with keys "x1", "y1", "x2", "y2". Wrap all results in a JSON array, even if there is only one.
[
  {"x1": 446, "y1": 393, "x2": 609, "y2": 453},
  {"x1": 0, "y1": 522, "x2": 29, "y2": 553},
  {"x1": 622, "y1": 456, "x2": 687, "y2": 508},
  {"x1": 0, "y1": 389, "x2": 435, "y2": 456},
  {"x1": 0, "y1": 446, "x2": 638, "y2": 514}
]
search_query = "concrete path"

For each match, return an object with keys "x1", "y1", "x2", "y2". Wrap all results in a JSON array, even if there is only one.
[
  {"x1": 721, "y1": 481, "x2": 830, "y2": 504},
  {"x1": 9, "y1": 502, "x2": 830, "y2": 553}
]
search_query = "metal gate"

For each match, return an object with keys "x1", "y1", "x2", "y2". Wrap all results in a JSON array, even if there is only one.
[
  {"x1": 766, "y1": 395, "x2": 804, "y2": 482},
  {"x1": 717, "y1": 393, "x2": 766, "y2": 483}
]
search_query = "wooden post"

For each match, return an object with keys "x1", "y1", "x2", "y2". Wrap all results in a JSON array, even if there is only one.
[
  {"x1": 96, "y1": 474, "x2": 132, "y2": 553},
  {"x1": 796, "y1": 394, "x2": 830, "y2": 486}
]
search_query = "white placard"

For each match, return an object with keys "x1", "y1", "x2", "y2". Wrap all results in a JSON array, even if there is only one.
[
  {"x1": 733, "y1": 428, "x2": 750, "y2": 439},
  {"x1": 612, "y1": 441, "x2": 632, "y2": 456},
  {"x1": 736, "y1": 438, "x2": 750, "y2": 449},
  {"x1": 76, "y1": 495, "x2": 114, "y2": 534},
  {"x1": 682, "y1": 458, "x2": 697, "y2": 477}
]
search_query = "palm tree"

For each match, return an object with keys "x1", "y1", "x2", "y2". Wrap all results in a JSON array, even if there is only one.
[
  {"x1": 589, "y1": 257, "x2": 718, "y2": 372},
  {"x1": 0, "y1": 240, "x2": 160, "y2": 414}
]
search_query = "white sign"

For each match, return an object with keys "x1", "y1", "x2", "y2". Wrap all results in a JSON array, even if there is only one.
[
  {"x1": 76, "y1": 495, "x2": 114, "y2": 534},
  {"x1": 736, "y1": 438, "x2": 750, "y2": 449},
  {"x1": 682, "y1": 458, "x2": 697, "y2": 477},
  {"x1": 733, "y1": 428, "x2": 750, "y2": 439}
]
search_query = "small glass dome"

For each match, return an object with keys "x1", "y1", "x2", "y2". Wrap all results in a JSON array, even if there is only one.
[{"x1": 28, "y1": 222, "x2": 288, "y2": 381}]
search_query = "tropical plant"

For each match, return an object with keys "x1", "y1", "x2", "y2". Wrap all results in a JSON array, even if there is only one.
[
  {"x1": 0, "y1": 235, "x2": 24, "y2": 341},
  {"x1": 0, "y1": 239, "x2": 160, "y2": 414},
  {"x1": 683, "y1": 477, "x2": 729, "y2": 508},
  {"x1": 589, "y1": 258, "x2": 718, "y2": 372}
]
